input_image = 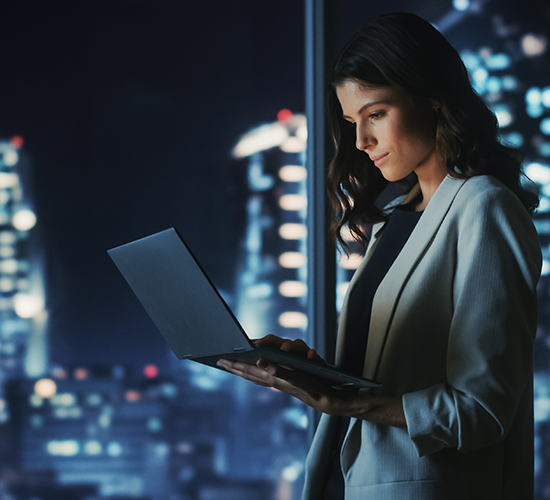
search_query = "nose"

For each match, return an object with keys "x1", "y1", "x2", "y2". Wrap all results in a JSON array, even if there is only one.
[{"x1": 355, "y1": 125, "x2": 376, "y2": 152}]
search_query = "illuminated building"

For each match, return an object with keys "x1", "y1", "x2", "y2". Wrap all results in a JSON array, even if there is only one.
[
  {"x1": 232, "y1": 109, "x2": 309, "y2": 340},
  {"x1": 0, "y1": 137, "x2": 42, "y2": 416}
]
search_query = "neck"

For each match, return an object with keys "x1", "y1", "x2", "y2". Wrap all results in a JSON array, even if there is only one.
[{"x1": 414, "y1": 155, "x2": 447, "y2": 212}]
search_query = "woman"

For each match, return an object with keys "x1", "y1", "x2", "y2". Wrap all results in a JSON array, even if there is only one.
[{"x1": 218, "y1": 12, "x2": 542, "y2": 500}]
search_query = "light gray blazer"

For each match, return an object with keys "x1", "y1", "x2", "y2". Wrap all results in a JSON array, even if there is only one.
[{"x1": 301, "y1": 175, "x2": 542, "y2": 500}]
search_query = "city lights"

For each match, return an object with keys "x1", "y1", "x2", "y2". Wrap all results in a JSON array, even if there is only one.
[
  {"x1": 0, "y1": 173, "x2": 18, "y2": 188},
  {"x1": 84, "y1": 440, "x2": 103, "y2": 455},
  {"x1": 12, "y1": 209, "x2": 37, "y2": 231},
  {"x1": 233, "y1": 123, "x2": 289, "y2": 158},
  {"x1": 47, "y1": 440, "x2": 79, "y2": 456},
  {"x1": 277, "y1": 109, "x2": 293, "y2": 122},
  {"x1": 338, "y1": 253, "x2": 364, "y2": 270},
  {"x1": 278, "y1": 311, "x2": 307, "y2": 329},
  {"x1": 280, "y1": 136, "x2": 306, "y2": 153},
  {"x1": 51, "y1": 393, "x2": 77, "y2": 406},
  {"x1": 521, "y1": 34, "x2": 547, "y2": 57},
  {"x1": 484, "y1": 53, "x2": 511, "y2": 70},
  {"x1": 279, "y1": 165, "x2": 307, "y2": 182},
  {"x1": 278, "y1": 252, "x2": 306, "y2": 268},
  {"x1": 526, "y1": 162, "x2": 550, "y2": 184},
  {"x1": 34, "y1": 378, "x2": 57, "y2": 398},
  {"x1": 0, "y1": 231, "x2": 16, "y2": 244},
  {"x1": 74, "y1": 368, "x2": 89, "y2": 380},
  {"x1": 281, "y1": 461, "x2": 304, "y2": 482},
  {"x1": 125, "y1": 390, "x2": 141, "y2": 401},
  {"x1": 0, "y1": 143, "x2": 19, "y2": 167},
  {"x1": 10, "y1": 135, "x2": 23, "y2": 149},
  {"x1": 452, "y1": 0, "x2": 469, "y2": 11},
  {"x1": 279, "y1": 194, "x2": 306, "y2": 211},
  {"x1": 13, "y1": 293, "x2": 44, "y2": 318},
  {"x1": 144, "y1": 364, "x2": 159, "y2": 378},
  {"x1": 279, "y1": 281, "x2": 307, "y2": 297},
  {"x1": 278, "y1": 223, "x2": 306, "y2": 240},
  {"x1": 106, "y1": 442, "x2": 123, "y2": 458},
  {"x1": 494, "y1": 104, "x2": 513, "y2": 128}
]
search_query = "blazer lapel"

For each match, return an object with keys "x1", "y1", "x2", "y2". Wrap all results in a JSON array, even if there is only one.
[
  {"x1": 334, "y1": 184, "x2": 423, "y2": 367},
  {"x1": 362, "y1": 175, "x2": 467, "y2": 380}
]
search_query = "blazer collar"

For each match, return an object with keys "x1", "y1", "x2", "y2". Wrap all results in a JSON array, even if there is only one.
[{"x1": 335, "y1": 175, "x2": 468, "y2": 377}]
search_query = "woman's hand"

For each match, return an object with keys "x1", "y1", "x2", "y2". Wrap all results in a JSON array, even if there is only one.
[
  {"x1": 217, "y1": 335, "x2": 407, "y2": 428},
  {"x1": 217, "y1": 348, "x2": 349, "y2": 416},
  {"x1": 253, "y1": 334, "x2": 326, "y2": 364}
]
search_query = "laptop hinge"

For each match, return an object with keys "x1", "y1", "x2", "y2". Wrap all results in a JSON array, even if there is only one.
[
  {"x1": 179, "y1": 354, "x2": 193, "y2": 359},
  {"x1": 232, "y1": 347, "x2": 247, "y2": 353}
]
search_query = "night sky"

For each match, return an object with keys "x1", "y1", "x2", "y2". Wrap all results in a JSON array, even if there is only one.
[
  {"x1": 0, "y1": 0, "x2": 309, "y2": 370},
  {"x1": 0, "y1": 0, "x2": 473, "y2": 372}
]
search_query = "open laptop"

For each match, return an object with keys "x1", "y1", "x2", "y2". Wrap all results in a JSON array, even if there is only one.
[{"x1": 108, "y1": 228, "x2": 380, "y2": 389}]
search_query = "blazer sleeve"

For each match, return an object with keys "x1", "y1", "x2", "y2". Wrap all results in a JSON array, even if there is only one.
[{"x1": 402, "y1": 185, "x2": 542, "y2": 457}]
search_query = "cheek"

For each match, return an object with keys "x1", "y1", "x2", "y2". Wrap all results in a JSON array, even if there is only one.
[{"x1": 397, "y1": 120, "x2": 435, "y2": 154}]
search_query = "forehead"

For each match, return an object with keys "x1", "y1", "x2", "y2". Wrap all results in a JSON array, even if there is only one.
[{"x1": 336, "y1": 81, "x2": 401, "y2": 113}]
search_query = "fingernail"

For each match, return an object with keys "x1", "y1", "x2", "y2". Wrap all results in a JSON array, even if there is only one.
[{"x1": 217, "y1": 360, "x2": 227, "y2": 367}]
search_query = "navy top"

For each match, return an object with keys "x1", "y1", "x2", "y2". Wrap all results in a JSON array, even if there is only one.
[
  {"x1": 342, "y1": 205, "x2": 423, "y2": 376},
  {"x1": 322, "y1": 201, "x2": 423, "y2": 499}
]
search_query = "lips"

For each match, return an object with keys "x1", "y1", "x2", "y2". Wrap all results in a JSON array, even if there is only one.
[{"x1": 370, "y1": 153, "x2": 389, "y2": 167}]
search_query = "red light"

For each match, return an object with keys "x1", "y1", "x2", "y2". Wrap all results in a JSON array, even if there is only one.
[
  {"x1": 11, "y1": 136, "x2": 24, "y2": 149},
  {"x1": 74, "y1": 368, "x2": 89, "y2": 380},
  {"x1": 125, "y1": 390, "x2": 141, "y2": 401},
  {"x1": 277, "y1": 109, "x2": 293, "y2": 122},
  {"x1": 144, "y1": 364, "x2": 158, "y2": 378}
]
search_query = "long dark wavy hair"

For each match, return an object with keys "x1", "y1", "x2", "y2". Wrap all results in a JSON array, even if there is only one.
[{"x1": 327, "y1": 12, "x2": 539, "y2": 251}]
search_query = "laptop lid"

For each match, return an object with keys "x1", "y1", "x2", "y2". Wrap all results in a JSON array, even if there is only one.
[{"x1": 108, "y1": 228, "x2": 252, "y2": 359}]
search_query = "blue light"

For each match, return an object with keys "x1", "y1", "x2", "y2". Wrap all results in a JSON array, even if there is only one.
[
  {"x1": 542, "y1": 88, "x2": 550, "y2": 107},
  {"x1": 248, "y1": 155, "x2": 274, "y2": 191},
  {"x1": 486, "y1": 76, "x2": 501, "y2": 94},
  {"x1": 485, "y1": 54, "x2": 511, "y2": 70},
  {"x1": 501, "y1": 76, "x2": 519, "y2": 90},
  {"x1": 245, "y1": 282, "x2": 273, "y2": 299},
  {"x1": 526, "y1": 87, "x2": 542, "y2": 105},
  {"x1": 282, "y1": 407, "x2": 309, "y2": 429},
  {"x1": 501, "y1": 132, "x2": 523, "y2": 147},
  {"x1": 453, "y1": 0, "x2": 470, "y2": 11},
  {"x1": 541, "y1": 119, "x2": 550, "y2": 135},
  {"x1": 472, "y1": 68, "x2": 488, "y2": 93},
  {"x1": 147, "y1": 417, "x2": 162, "y2": 432},
  {"x1": 526, "y1": 162, "x2": 550, "y2": 184},
  {"x1": 539, "y1": 143, "x2": 550, "y2": 157},
  {"x1": 538, "y1": 197, "x2": 550, "y2": 213},
  {"x1": 460, "y1": 51, "x2": 480, "y2": 72},
  {"x1": 527, "y1": 104, "x2": 544, "y2": 118},
  {"x1": 494, "y1": 104, "x2": 513, "y2": 127},
  {"x1": 106, "y1": 441, "x2": 123, "y2": 457}
]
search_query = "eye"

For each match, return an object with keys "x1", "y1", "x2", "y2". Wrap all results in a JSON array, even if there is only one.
[{"x1": 369, "y1": 111, "x2": 385, "y2": 120}]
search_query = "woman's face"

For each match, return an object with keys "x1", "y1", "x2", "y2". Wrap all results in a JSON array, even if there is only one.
[{"x1": 336, "y1": 80, "x2": 440, "y2": 182}]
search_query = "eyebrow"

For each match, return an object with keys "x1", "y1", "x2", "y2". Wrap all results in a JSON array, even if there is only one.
[{"x1": 342, "y1": 100, "x2": 389, "y2": 120}]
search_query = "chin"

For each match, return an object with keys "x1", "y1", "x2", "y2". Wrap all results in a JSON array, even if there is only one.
[{"x1": 379, "y1": 170, "x2": 409, "y2": 183}]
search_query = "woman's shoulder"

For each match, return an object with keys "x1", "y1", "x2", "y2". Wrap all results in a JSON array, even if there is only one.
[{"x1": 454, "y1": 174, "x2": 525, "y2": 210}]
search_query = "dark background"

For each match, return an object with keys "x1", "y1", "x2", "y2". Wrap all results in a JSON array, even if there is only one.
[{"x1": 0, "y1": 0, "x2": 309, "y2": 369}]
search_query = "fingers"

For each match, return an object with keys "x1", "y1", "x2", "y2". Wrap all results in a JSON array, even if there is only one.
[
  {"x1": 253, "y1": 334, "x2": 288, "y2": 348},
  {"x1": 307, "y1": 348, "x2": 327, "y2": 365},
  {"x1": 217, "y1": 359, "x2": 277, "y2": 387},
  {"x1": 253, "y1": 336, "x2": 327, "y2": 364}
]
